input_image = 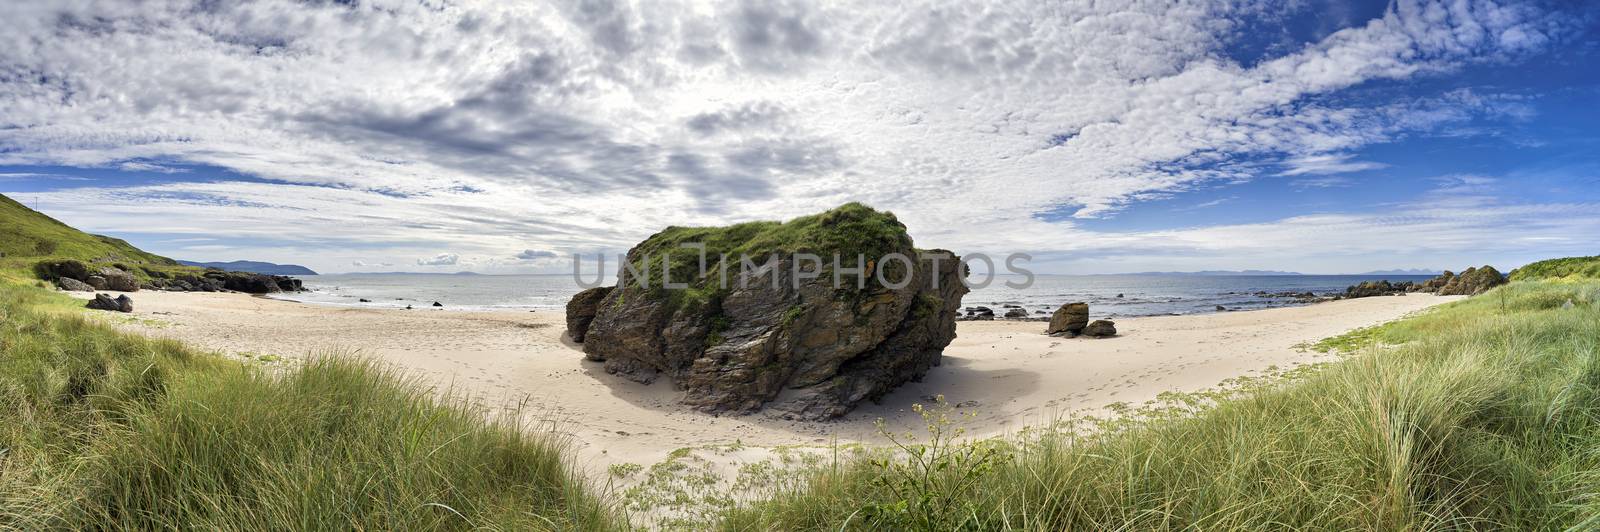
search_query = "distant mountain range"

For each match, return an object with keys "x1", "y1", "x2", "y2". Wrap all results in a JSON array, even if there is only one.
[
  {"x1": 1115, "y1": 270, "x2": 1305, "y2": 276},
  {"x1": 1359, "y1": 269, "x2": 1442, "y2": 276},
  {"x1": 178, "y1": 260, "x2": 318, "y2": 276}
]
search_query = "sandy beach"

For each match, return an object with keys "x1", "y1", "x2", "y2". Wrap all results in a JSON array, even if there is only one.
[{"x1": 89, "y1": 290, "x2": 1459, "y2": 477}]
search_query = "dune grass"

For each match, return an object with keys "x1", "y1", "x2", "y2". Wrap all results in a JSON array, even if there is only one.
[
  {"x1": 0, "y1": 281, "x2": 619, "y2": 530},
  {"x1": 722, "y1": 281, "x2": 1600, "y2": 530},
  {"x1": 1512, "y1": 255, "x2": 1600, "y2": 282}
]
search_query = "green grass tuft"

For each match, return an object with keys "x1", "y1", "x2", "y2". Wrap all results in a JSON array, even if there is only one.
[{"x1": 0, "y1": 281, "x2": 620, "y2": 530}]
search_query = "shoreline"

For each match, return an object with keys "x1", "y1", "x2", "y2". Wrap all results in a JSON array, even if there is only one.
[{"x1": 81, "y1": 289, "x2": 1461, "y2": 477}]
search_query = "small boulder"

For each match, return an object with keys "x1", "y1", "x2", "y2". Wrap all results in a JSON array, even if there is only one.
[
  {"x1": 1215, "y1": 305, "x2": 1226, "y2": 311},
  {"x1": 358, "y1": 298, "x2": 372, "y2": 303},
  {"x1": 86, "y1": 293, "x2": 133, "y2": 313},
  {"x1": 432, "y1": 301, "x2": 444, "y2": 307},
  {"x1": 1003, "y1": 308, "x2": 1028, "y2": 319},
  {"x1": 1046, "y1": 302, "x2": 1089, "y2": 335},
  {"x1": 1082, "y1": 319, "x2": 1117, "y2": 338},
  {"x1": 56, "y1": 277, "x2": 95, "y2": 292}
]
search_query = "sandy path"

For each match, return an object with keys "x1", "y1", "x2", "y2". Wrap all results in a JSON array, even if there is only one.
[{"x1": 90, "y1": 290, "x2": 1459, "y2": 477}]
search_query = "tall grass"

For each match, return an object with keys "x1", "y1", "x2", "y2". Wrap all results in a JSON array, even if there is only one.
[
  {"x1": 724, "y1": 281, "x2": 1600, "y2": 530},
  {"x1": 0, "y1": 282, "x2": 619, "y2": 530}
]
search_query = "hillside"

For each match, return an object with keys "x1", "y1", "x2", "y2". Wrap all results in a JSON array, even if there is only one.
[
  {"x1": 0, "y1": 193, "x2": 177, "y2": 275},
  {"x1": 1510, "y1": 255, "x2": 1600, "y2": 281}
]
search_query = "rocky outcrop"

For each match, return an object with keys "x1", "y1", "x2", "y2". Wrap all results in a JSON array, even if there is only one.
[
  {"x1": 1414, "y1": 270, "x2": 1454, "y2": 293},
  {"x1": 1046, "y1": 302, "x2": 1089, "y2": 335},
  {"x1": 1436, "y1": 266, "x2": 1506, "y2": 296},
  {"x1": 1082, "y1": 319, "x2": 1117, "y2": 337},
  {"x1": 569, "y1": 203, "x2": 969, "y2": 420},
  {"x1": 1344, "y1": 280, "x2": 1413, "y2": 299},
  {"x1": 56, "y1": 277, "x2": 95, "y2": 292},
  {"x1": 86, "y1": 293, "x2": 133, "y2": 313},
  {"x1": 566, "y1": 286, "x2": 614, "y2": 342}
]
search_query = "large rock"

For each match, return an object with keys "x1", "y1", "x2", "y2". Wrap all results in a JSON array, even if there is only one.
[
  {"x1": 56, "y1": 277, "x2": 95, "y2": 292},
  {"x1": 565, "y1": 286, "x2": 614, "y2": 342},
  {"x1": 571, "y1": 203, "x2": 969, "y2": 420},
  {"x1": 1345, "y1": 280, "x2": 1399, "y2": 298},
  {"x1": 1414, "y1": 270, "x2": 1454, "y2": 293},
  {"x1": 97, "y1": 267, "x2": 140, "y2": 292},
  {"x1": 1082, "y1": 319, "x2": 1117, "y2": 337},
  {"x1": 1437, "y1": 265, "x2": 1506, "y2": 296},
  {"x1": 86, "y1": 293, "x2": 133, "y2": 313},
  {"x1": 1046, "y1": 302, "x2": 1089, "y2": 334}
]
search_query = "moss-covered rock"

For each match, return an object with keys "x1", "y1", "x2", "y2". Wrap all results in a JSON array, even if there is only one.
[{"x1": 571, "y1": 203, "x2": 969, "y2": 419}]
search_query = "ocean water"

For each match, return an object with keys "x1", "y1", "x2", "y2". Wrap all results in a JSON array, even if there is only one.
[{"x1": 280, "y1": 273, "x2": 1435, "y2": 318}]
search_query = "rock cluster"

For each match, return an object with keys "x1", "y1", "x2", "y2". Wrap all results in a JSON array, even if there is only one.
[
  {"x1": 1045, "y1": 302, "x2": 1116, "y2": 337},
  {"x1": 86, "y1": 293, "x2": 133, "y2": 313},
  {"x1": 1046, "y1": 302, "x2": 1089, "y2": 335},
  {"x1": 566, "y1": 203, "x2": 968, "y2": 420},
  {"x1": 1343, "y1": 280, "x2": 1415, "y2": 298},
  {"x1": 35, "y1": 259, "x2": 303, "y2": 294},
  {"x1": 1434, "y1": 266, "x2": 1506, "y2": 295},
  {"x1": 1341, "y1": 266, "x2": 1507, "y2": 299}
]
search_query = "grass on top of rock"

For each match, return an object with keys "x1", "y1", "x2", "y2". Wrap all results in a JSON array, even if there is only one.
[
  {"x1": 0, "y1": 280, "x2": 619, "y2": 530},
  {"x1": 1511, "y1": 255, "x2": 1600, "y2": 281},
  {"x1": 621, "y1": 203, "x2": 919, "y2": 309},
  {"x1": 721, "y1": 280, "x2": 1600, "y2": 530}
]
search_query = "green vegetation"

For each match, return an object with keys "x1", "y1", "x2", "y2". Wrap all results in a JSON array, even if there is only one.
[
  {"x1": 0, "y1": 193, "x2": 205, "y2": 284},
  {"x1": 0, "y1": 281, "x2": 619, "y2": 530},
  {"x1": 723, "y1": 280, "x2": 1600, "y2": 530},
  {"x1": 621, "y1": 203, "x2": 915, "y2": 310},
  {"x1": 1512, "y1": 255, "x2": 1600, "y2": 281}
]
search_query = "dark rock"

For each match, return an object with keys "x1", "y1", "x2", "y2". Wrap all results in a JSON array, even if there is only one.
[
  {"x1": 56, "y1": 277, "x2": 95, "y2": 292},
  {"x1": 1046, "y1": 302, "x2": 1089, "y2": 335},
  {"x1": 565, "y1": 286, "x2": 613, "y2": 343},
  {"x1": 85, "y1": 275, "x2": 109, "y2": 290},
  {"x1": 359, "y1": 298, "x2": 372, "y2": 303},
  {"x1": 97, "y1": 267, "x2": 139, "y2": 292},
  {"x1": 86, "y1": 293, "x2": 133, "y2": 313},
  {"x1": 1437, "y1": 265, "x2": 1506, "y2": 296},
  {"x1": 1116, "y1": 293, "x2": 1124, "y2": 298},
  {"x1": 405, "y1": 305, "x2": 413, "y2": 310},
  {"x1": 1003, "y1": 308, "x2": 1028, "y2": 319},
  {"x1": 575, "y1": 204, "x2": 968, "y2": 420},
  {"x1": 1215, "y1": 305, "x2": 1227, "y2": 311},
  {"x1": 1082, "y1": 319, "x2": 1117, "y2": 337},
  {"x1": 432, "y1": 301, "x2": 444, "y2": 307},
  {"x1": 1415, "y1": 271, "x2": 1454, "y2": 293},
  {"x1": 33, "y1": 259, "x2": 92, "y2": 283},
  {"x1": 1345, "y1": 280, "x2": 1400, "y2": 299}
]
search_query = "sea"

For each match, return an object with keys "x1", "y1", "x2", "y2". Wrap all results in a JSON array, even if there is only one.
[{"x1": 276, "y1": 273, "x2": 1436, "y2": 318}]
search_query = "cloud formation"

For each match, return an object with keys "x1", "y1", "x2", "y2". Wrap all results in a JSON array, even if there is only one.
[
  {"x1": 0, "y1": 0, "x2": 1589, "y2": 272},
  {"x1": 416, "y1": 253, "x2": 460, "y2": 267}
]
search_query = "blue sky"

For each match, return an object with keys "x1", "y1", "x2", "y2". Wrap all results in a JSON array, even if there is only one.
[{"x1": 2, "y1": 0, "x2": 1597, "y2": 274}]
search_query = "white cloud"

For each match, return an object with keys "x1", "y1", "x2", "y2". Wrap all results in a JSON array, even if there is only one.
[
  {"x1": 514, "y1": 249, "x2": 559, "y2": 261},
  {"x1": 416, "y1": 253, "x2": 460, "y2": 266},
  {"x1": 0, "y1": 0, "x2": 1585, "y2": 272},
  {"x1": 1280, "y1": 154, "x2": 1388, "y2": 176}
]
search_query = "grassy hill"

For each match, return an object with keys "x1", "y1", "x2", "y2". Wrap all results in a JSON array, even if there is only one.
[
  {"x1": 1511, "y1": 255, "x2": 1600, "y2": 281},
  {"x1": 0, "y1": 193, "x2": 186, "y2": 282}
]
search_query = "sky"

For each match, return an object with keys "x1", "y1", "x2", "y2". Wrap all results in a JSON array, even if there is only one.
[{"x1": 1, "y1": 0, "x2": 1597, "y2": 275}]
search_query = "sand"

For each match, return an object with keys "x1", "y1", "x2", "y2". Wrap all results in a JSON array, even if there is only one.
[{"x1": 87, "y1": 290, "x2": 1460, "y2": 478}]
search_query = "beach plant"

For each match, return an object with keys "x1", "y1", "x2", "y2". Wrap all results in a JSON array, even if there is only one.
[
  {"x1": 722, "y1": 280, "x2": 1600, "y2": 530},
  {"x1": 0, "y1": 280, "x2": 620, "y2": 530}
]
